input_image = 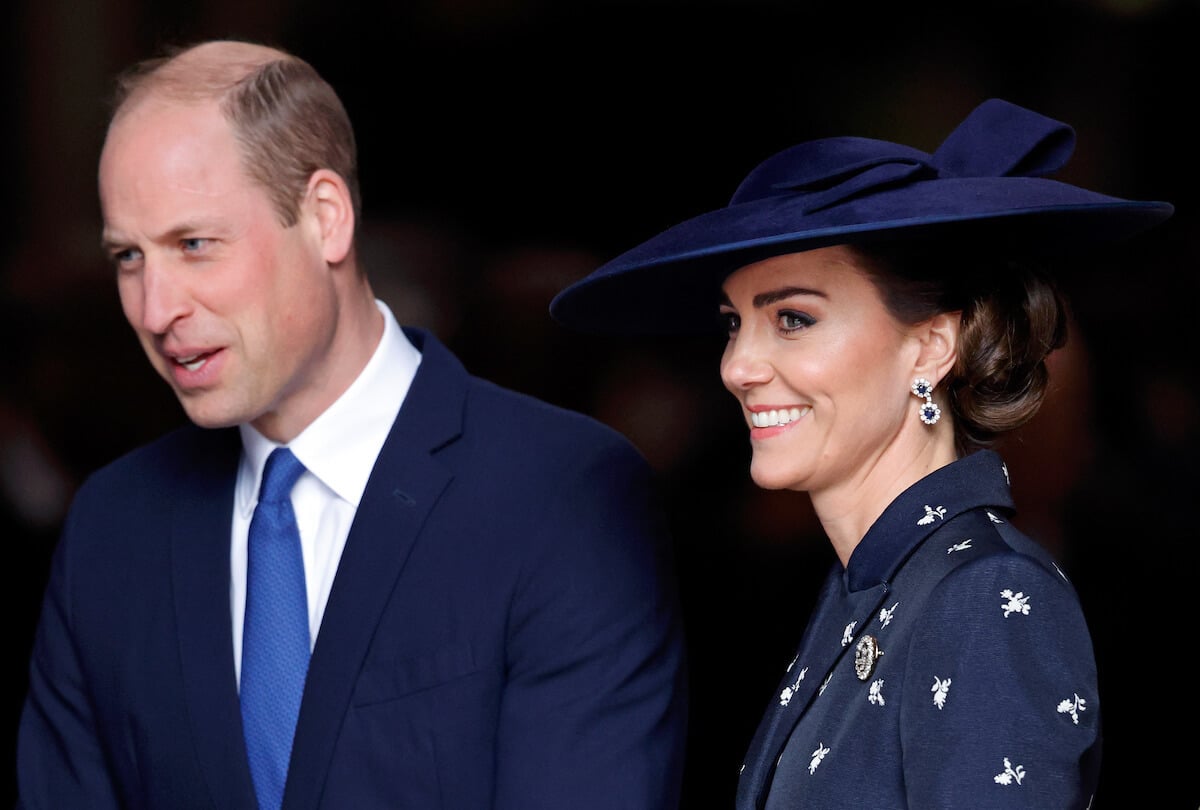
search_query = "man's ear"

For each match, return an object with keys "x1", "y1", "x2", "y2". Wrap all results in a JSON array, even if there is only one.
[
  {"x1": 914, "y1": 310, "x2": 961, "y2": 386},
  {"x1": 303, "y1": 169, "x2": 355, "y2": 265}
]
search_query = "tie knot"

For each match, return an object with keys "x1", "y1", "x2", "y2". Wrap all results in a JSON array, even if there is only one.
[{"x1": 259, "y1": 447, "x2": 306, "y2": 504}]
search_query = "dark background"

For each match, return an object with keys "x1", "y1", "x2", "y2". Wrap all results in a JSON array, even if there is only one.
[{"x1": 3, "y1": 0, "x2": 1197, "y2": 807}]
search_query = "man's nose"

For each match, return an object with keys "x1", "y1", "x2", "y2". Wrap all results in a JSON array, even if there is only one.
[{"x1": 138, "y1": 260, "x2": 192, "y2": 335}]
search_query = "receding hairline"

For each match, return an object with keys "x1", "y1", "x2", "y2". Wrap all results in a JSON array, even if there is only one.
[{"x1": 111, "y1": 39, "x2": 298, "y2": 120}]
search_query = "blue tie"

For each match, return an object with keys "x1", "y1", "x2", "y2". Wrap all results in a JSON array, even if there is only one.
[{"x1": 241, "y1": 447, "x2": 311, "y2": 810}]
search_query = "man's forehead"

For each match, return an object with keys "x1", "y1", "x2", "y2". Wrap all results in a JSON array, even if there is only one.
[
  {"x1": 101, "y1": 95, "x2": 236, "y2": 184},
  {"x1": 108, "y1": 91, "x2": 222, "y2": 134},
  {"x1": 99, "y1": 101, "x2": 254, "y2": 217}
]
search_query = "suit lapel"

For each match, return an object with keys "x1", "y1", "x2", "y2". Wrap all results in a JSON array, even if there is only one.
[
  {"x1": 170, "y1": 428, "x2": 259, "y2": 810},
  {"x1": 284, "y1": 329, "x2": 464, "y2": 810}
]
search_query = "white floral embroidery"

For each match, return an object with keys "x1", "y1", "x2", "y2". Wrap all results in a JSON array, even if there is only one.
[
  {"x1": 786, "y1": 653, "x2": 798, "y2": 672},
  {"x1": 819, "y1": 672, "x2": 833, "y2": 695},
  {"x1": 1057, "y1": 693, "x2": 1087, "y2": 724},
  {"x1": 1000, "y1": 589, "x2": 1031, "y2": 617},
  {"x1": 779, "y1": 667, "x2": 808, "y2": 706},
  {"x1": 809, "y1": 742, "x2": 830, "y2": 775},
  {"x1": 878, "y1": 602, "x2": 899, "y2": 628},
  {"x1": 917, "y1": 505, "x2": 947, "y2": 525},
  {"x1": 739, "y1": 763, "x2": 745, "y2": 774},
  {"x1": 841, "y1": 621, "x2": 857, "y2": 646},
  {"x1": 994, "y1": 757, "x2": 1025, "y2": 785},
  {"x1": 931, "y1": 676, "x2": 951, "y2": 709},
  {"x1": 986, "y1": 510, "x2": 1004, "y2": 524},
  {"x1": 1001, "y1": 462, "x2": 1010, "y2": 485},
  {"x1": 868, "y1": 679, "x2": 885, "y2": 706},
  {"x1": 947, "y1": 539, "x2": 973, "y2": 553},
  {"x1": 1052, "y1": 561, "x2": 1068, "y2": 582}
]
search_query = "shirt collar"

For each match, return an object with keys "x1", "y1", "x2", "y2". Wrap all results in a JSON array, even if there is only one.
[{"x1": 237, "y1": 299, "x2": 421, "y2": 513}]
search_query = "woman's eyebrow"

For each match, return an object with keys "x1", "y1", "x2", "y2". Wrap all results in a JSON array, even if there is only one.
[{"x1": 752, "y1": 286, "x2": 825, "y2": 308}]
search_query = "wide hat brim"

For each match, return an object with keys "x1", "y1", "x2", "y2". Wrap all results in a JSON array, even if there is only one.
[{"x1": 550, "y1": 99, "x2": 1174, "y2": 335}]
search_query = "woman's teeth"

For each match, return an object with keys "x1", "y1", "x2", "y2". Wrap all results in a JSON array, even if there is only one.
[{"x1": 752, "y1": 407, "x2": 806, "y2": 428}]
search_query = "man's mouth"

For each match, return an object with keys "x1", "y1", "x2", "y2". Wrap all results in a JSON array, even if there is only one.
[{"x1": 174, "y1": 351, "x2": 213, "y2": 372}]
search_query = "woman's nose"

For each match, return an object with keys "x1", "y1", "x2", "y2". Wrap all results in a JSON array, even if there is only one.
[{"x1": 720, "y1": 332, "x2": 774, "y2": 392}]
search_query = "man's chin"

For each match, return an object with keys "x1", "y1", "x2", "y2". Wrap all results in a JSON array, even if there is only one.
[{"x1": 175, "y1": 397, "x2": 244, "y2": 430}]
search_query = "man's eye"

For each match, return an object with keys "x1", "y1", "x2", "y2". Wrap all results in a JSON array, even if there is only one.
[
  {"x1": 112, "y1": 248, "x2": 142, "y2": 266},
  {"x1": 181, "y1": 237, "x2": 211, "y2": 252}
]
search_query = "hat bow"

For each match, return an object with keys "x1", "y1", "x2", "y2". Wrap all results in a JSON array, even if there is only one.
[{"x1": 733, "y1": 98, "x2": 1077, "y2": 215}]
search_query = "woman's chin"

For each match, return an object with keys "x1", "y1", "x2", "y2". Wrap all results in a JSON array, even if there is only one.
[{"x1": 749, "y1": 464, "x2": 808, "y2": 492}]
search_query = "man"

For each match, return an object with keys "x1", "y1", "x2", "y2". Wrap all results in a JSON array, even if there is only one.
[{"x1": 17, "y1": 39, "x2": 687, "y2": 810}]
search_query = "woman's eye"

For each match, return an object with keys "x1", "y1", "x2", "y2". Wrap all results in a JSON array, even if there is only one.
[
  {"x1": 718, "y1": 310, "x2": 740, "y2": 334},
  {"x1": 779, "y1": 310, "x2": 815, "y2": 332}
]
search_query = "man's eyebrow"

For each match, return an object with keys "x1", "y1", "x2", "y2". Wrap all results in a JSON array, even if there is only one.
[
  {"x1": 100, "y1": 231, "x2": 127, "y2": 252},
  {"x1": 101, "y1": 220, "x2": 221, "y2": 251}
]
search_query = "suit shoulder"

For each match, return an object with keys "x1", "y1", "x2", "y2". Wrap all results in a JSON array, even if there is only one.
[
  {"x1": 466, "y1": 374, "x2": 645, "y2": 456},
  {"x1": 76, "y1": 424, "x2": 238, "y2": 503},
  {"x1": 409, "y1": 327, "x2": 643, "y2": 463}
]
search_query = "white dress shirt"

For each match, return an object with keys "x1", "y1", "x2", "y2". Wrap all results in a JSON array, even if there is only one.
[{"x1": 231, "y1": 300, "x2": 421, "y2": 684}]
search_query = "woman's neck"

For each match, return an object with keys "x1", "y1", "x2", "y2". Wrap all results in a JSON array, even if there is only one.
[{"x1": 811, "y1": 437, "x2": 958, "y2": 567}]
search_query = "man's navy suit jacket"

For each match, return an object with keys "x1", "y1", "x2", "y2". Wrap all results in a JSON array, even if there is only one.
[{"x1": 17, "y1": 328, "x2": 688, "y2": 809}]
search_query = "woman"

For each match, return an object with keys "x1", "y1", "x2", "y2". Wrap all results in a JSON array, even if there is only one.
[{"x1": 550, "y1": 99, "x2": 1173, "y2": 809}]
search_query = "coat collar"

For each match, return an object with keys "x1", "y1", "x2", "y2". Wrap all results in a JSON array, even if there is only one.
[{"x1": 844, "y1": 449, "x2": 1014, "y2": 592}]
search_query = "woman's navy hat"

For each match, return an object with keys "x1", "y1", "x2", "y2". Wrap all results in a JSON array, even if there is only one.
[{"x1": 550, "y1": 98, "x2": 1174, "y2": 335}]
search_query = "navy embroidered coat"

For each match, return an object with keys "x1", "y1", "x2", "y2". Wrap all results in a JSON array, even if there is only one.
[{"x1": 735, "y1": 450, "x2": 1100, "y2": 810}]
